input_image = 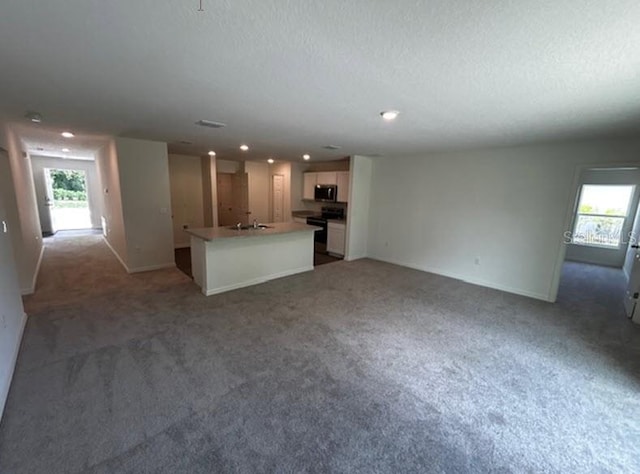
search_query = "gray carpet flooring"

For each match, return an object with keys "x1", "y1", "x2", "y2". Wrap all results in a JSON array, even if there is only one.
[{"x1": 1, "y1": 232, "x2": 639, "y2": 473}]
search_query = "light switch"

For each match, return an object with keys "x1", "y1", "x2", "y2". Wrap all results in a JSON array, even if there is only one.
[{"x1": 160, "y1": 207, "x2": 168, "y2": 214}]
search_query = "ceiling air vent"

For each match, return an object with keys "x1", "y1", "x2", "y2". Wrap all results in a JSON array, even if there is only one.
[
  {"x1": 178, "y1": 140, "x2": 194, "y2": 145},
  {"x1": 323, "y1": 145, "x2": 341, "y2": 150},
  {"x1": 196, "y1": 119, "x2": 227, "y2": 129}
]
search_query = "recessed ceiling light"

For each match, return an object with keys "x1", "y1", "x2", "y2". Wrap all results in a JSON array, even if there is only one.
[
  {"x1": 61, "y1": 131, "x2": 74, "y2": 138},
  {"x1": 208, "y1": 150, "x2": 216, "y2": 156},
  {"x1": 25, "y1": 111, "x2": 42, "y2": 123},
  {"x1": 380, "y1": 110, "x2": 400, "y2": 121},
  {"x1": 267, "y1": 158, "x2": 274, "y2": 164},
  {"x1": 240, "y1": 144, "x2": 249, "y2": 151},
  {"x1": 303, "y1": 154, "x2": 311, "y2": 161},
  {"x1": 62, "y1": 148, "x2": 70, "y2": 153}
]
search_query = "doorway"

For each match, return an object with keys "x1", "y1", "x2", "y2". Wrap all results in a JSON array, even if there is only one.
[
  {"x1": 556, "y1": 166, "x2": 640, "y2": 318},
  {"x1": 45, "y1": 168, "x2": 92, "y2": 232}
]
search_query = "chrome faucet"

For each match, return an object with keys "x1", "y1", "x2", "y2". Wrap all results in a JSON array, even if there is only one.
[
  {"x1": 236, "y1": 222, "x2": 242, "y2": 230},
  {"x1": 253, "y1": 219, "x2": 258, "y2": 229}
]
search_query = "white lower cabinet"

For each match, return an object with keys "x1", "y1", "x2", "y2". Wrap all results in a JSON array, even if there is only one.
[{"x1": 327, "y1": 221, "x2": 346, "y2": 256}]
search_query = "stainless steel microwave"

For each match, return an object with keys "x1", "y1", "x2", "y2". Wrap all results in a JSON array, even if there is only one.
[{"x1": 314, "y1": 184, "x2": 337, "y2": 202}]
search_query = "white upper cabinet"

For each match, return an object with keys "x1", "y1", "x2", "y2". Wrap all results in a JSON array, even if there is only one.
[
  {"x1": 303, "y1": 171, "x2": 349, "y2": 201},
  {"x1": 303, "y1": 173, "x2": 317, "y2": 200},
  {"x1": 315, "y1": 172, "x2": 337, "y2": 185},
  {"x1": 336, "y1": 171, "x2": 350, "y2": 203}
]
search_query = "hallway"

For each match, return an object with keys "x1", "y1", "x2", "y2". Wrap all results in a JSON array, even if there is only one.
[{"x1": 1, "y1": 233, "x2": 640, "y2": 473}]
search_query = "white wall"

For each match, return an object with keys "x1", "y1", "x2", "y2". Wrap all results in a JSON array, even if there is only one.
[
  {"x1": 217, "y1": 159, "x2": 240, "y2": 174},
  {"x1": 115, "y1": 137, "x2": 175, "y2": 272},
  {"x1": 31, "y1": 155, "x2": 104, "y2": 231},
  {"x1": 201, "y1": 156, "x2": 218, "y2": 227},
  {"x1": 345, "y1": 155, "x2": 372, "y2": 261},
  {"x1": 0, "y1": 149, "x2": 28, "y2": 420},
  {"x1": 367, "y1": 138, "x2": 640, "y2": 302},
  {"x1": 168, "y1": 154, "x2": 204, "y2": 247},
  {"x1": 1, "y1": 128, "x2": 43, "y2": 294},
  {"x1": 95, "y1": 139, "x2": 128, "y2": 265},
  {"x1": 245, "y1": 161, "x2": 270, "y2": 223}
]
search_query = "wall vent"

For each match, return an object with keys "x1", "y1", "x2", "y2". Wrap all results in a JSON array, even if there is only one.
[{"x1": 323, "y1": 145, "x2": 341, "y2": 150}]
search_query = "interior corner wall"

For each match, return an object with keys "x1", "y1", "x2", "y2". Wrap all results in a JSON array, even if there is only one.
[
  {"x1": 115, "y1": 137, "x2": 174, "y2": 272},
  {"x1": 168, "y1": 154, "x2": 205, "y2": 248},
  {"x1": 30, "y1": 155, "x2": 104, "y2": 230},
  {"x1": 0, "y1": 164, "x2": 27, "y2": 421},
  {"x1": 95, "y1": 139, "x2": 128, "y2": 267},
  {"x1": 201, "y1": 155, "x2": 218, "y2": 228},
  {"x1": 2, "y1": 128, "x2": 43, "y2": 294},
  {"x1": 290, "y1": 162, "x2": 306, "y2": 210},
  {"x1": 367, "y1": 138, "x2": 640, "y2": 302},
  {"x1": 345, "y1": 155, "x2": 373, "y2": 261}
]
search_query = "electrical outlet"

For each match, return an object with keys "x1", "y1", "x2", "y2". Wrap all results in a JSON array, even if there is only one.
[{"x1": 474, "y1": 257, "x2": 481, "y2": 265}]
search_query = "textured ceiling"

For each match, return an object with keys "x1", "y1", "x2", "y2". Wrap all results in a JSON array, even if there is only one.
[{"x1": 1, "y1": 0, "x2": 639, "y2": 161}]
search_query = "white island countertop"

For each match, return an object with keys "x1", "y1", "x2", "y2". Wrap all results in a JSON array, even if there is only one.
[{"x1": 185, "y1": 222, "x2": 320, "y2": 241}]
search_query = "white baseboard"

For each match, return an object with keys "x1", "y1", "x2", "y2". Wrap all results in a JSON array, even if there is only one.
[
  {"x1": 202, "y1": 265, "x2": 314, "y2": 296},
  {"x1": 103, "y1": 237, "x2": 176, "y2": 274},
  {"x1": 102, "y1": 236, "x2": 129, "y2": 272},
  {"x1": 369, "y1": 254, "x2": 551, "y2": 302},
  {"x1": 128, "y1": 262, "x2": 176, "y2": 274},
  {"x1": 0, "y1": 311, "x2": 28, "y2": 421},
  {"x1": 20, "y1": 244, "x2": 45, "y2": 295}
]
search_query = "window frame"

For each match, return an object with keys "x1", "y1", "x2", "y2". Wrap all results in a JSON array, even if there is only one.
[{"x1": 571, "y1": 184, "x2": 635, "y2": 250}]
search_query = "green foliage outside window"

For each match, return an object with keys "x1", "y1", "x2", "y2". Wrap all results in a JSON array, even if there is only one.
[{"x1": 50, "y1": 170, "x2": 87, "y2": 201}]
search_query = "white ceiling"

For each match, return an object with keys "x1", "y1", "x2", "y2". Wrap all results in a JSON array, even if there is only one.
[
  {"x1": 14, "y1": 124, "x2": 109, "y2": 161},
  {"x1": 1, "y1": 0, "x2": 639, "y2": 161}
]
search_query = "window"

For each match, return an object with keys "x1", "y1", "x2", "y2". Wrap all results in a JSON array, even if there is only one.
[{"x1": 572, "y1": 185, "x2": 634, "y2": 248}]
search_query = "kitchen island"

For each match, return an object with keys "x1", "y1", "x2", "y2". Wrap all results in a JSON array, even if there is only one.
[{"x1": 185, "y1": 222, "x2": 319, "y2": 296}]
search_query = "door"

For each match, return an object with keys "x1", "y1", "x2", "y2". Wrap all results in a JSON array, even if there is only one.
[
  {"x1": 624, "y1": 244, "x2": 640, "y2": 321},
  {"x1": 42, "y1": 168, "x2": 56, "y2": 234},
  {"x1": 272, "y1": 174, "x2": 285, "y2": 223},
  {"x1": 216, "y1": 173, "x2": 234, "y2": 226},
  {"x1": 231, "y1": 172, "x2": 250, "y2": 225},
  {"x1": 217, "y1": 172, "x2": 249, "y2": 226}
]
